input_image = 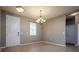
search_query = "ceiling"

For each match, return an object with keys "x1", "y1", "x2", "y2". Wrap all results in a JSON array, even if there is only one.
[{"x1": 1, "y1": 6, "x2": 79, "y2": 20}]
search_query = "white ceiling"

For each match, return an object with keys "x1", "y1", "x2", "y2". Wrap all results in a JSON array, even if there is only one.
[{"x1": 1, "y1": 6, "x2": 79, "y2": 20}]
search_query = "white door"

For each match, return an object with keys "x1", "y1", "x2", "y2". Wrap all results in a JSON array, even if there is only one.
[{"x1": 6, "y1": 15, "x2": 20, "y2": 47}]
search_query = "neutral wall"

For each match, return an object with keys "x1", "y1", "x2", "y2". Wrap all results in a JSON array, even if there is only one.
[
  {"x1": 75, "y1": 14, "x2": 79, "y2": 24},
  {"x1": 20, "y1": 16, "x2": 42, "y2": 44},
  {"x1": 0, "y1": 9, "x2": 1, "y2": 47},
  {"x1": 42, "y1": 15, "x2": 66, "y2": 45}
]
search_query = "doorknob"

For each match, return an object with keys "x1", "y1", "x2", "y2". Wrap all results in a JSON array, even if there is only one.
[{"x1": 18, "y1": 32, "x2": 20, "y2": 36}]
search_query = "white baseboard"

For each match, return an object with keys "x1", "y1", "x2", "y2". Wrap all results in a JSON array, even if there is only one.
[
  {"x1": 1, "y1": 41, "x2": 43, "y2": 48},
  {"x1": 43, "y1": 41, "x2": 66, "y2": 47},
  {"x1": 0, "y1": 41, "x2": 66, "y2": 48},
  {"x1": 19, "y1": 41, "x2": 43, "y2": 46}
]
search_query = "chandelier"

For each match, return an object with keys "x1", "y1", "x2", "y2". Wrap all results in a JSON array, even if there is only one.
[{"x1": 36, "y1": 10, "x2": 46, "y2": 23}]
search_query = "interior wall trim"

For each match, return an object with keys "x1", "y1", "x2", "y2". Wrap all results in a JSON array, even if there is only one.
[
  {"x1": 43, "y1": 41, "x2": 66, "y2": 47},
  {"x1": 0, "y1": 41, "x2": 66, "y2": 48},
  {"x1": 0, "y1": 41, "x2": 43, "y2": 48}
]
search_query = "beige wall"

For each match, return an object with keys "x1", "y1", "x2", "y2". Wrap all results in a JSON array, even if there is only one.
[
  {"x1": 75, "y1": 14, "x2": 79, "y2": 24},
  {"x1": 42, "y1": 15, "x2": 66, "y2": 45},
  {"x1": 20, "y1": 16, "x2": 42, "y2": 44}
]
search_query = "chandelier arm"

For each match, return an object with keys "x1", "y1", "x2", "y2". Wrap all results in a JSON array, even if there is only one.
[{"x1": 40, "y1": 10, "x2": 42, "y2": 17}]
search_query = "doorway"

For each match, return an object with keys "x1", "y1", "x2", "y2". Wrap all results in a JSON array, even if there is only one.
[{"x1": 66, "y1": 16, "x2": 77, "y2": 46}]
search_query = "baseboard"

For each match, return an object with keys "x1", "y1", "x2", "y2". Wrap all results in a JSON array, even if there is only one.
[
  {"x1": 1, "y1": 41, "x2": 43, "y2": 48},
  {"x1": 0, "y1": 41, "x2": 66, "y2": 48},
  {"x1": 19, "y1": 41, "x2": 43, "y2": 46},
  {"x1": 43, "y1": 41, "x2": 66, "y2": 47}
]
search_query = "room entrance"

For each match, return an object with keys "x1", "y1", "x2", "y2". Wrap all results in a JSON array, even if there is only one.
[{"x1": 66, "y1": 16, "x2": 77, "y2": 47}]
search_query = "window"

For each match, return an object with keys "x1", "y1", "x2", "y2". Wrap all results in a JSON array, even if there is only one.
[{"x1": 30, "y1": 22, "x2": 37, "y2": 36}]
